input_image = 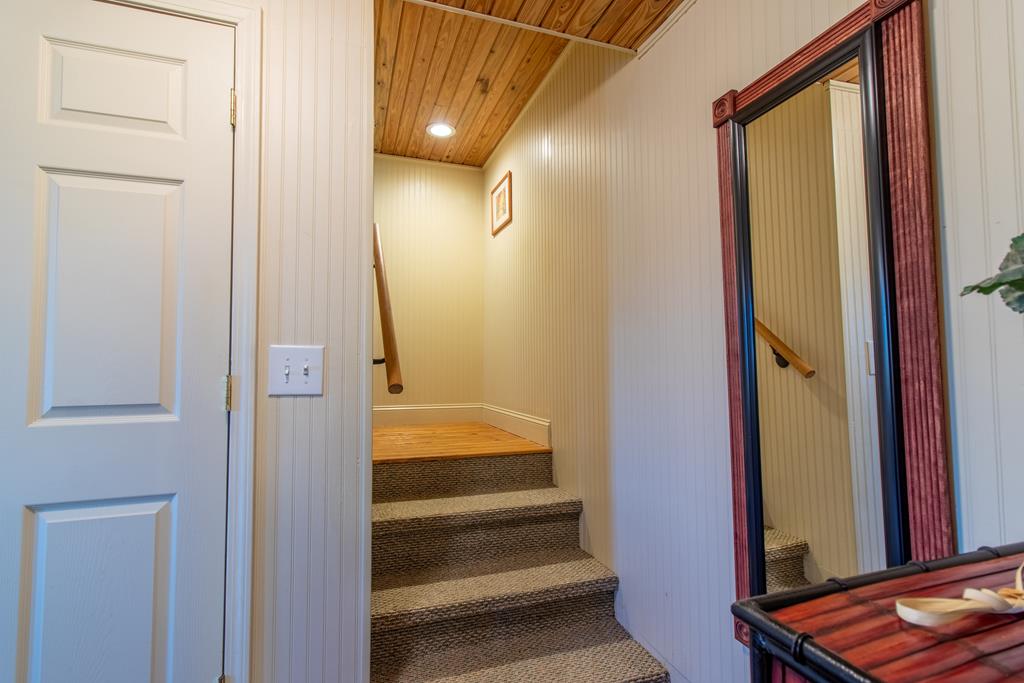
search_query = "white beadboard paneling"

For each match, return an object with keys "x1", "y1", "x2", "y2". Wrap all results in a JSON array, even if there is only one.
[
  {"x1": 483, "y1": 46, "x2": 618, "y2": 569},
  {"x1": 480, "y1": 1, "x2": 862, "y2": 679},
  {"x1": 252, "y1": 0, "x2": 373, "y2": 682},
  {"x1": 747, "y1": 82, "x2": 860, "y2": 582},
  {"x1": 829, "y1": 81, "x2": 886, "y2": 574},
  {"x1": 931, "y1": 0, "x2": 1024, "y2": 552},
  {"x1": 372, "y1": 154, "x2": 485, "y2": 408}
]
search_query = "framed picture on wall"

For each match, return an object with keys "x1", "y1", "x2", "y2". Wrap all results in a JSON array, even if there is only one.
[{"x1": 490, "y1": 170, "x2": 512, "y2": 236}]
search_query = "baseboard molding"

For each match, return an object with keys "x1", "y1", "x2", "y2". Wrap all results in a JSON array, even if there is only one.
[
  {"x1": 371, "y1": 402, "x2": 551, "y2": 447},
  {"x1": 615, "y1": 599, "x2": 694, "y2": 683},
  {"x1": 480, "y1": 403, "x2": 550, "y2": 446},
  {"x1": 372, "y1": 403, "x2": 482, "y2": 426}
]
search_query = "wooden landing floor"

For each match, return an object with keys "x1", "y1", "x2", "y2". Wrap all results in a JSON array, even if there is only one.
[{"x1": 372, "y1": 422, "x2": 550, "y2": 463}]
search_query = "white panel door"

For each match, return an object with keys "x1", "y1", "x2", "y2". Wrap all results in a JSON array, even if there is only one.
[{"x1": 0, "y1": 2, "x2": 235, "y2": 682}]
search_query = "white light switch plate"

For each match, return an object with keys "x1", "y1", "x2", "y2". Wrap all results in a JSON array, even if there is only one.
[{"x1": 268, "y1": 345, "x2": 325, "y2": 396}]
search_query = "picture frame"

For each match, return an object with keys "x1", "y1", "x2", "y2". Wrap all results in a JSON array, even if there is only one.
[{"x1": 490, "y1": 170, "x2": 512, "y2": 236}]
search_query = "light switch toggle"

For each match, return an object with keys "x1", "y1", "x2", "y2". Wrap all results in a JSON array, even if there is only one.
[{"x1": 269, "y1": 345, "x2": 325, "y2": 396}]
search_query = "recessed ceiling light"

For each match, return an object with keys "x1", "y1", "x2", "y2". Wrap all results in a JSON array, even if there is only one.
[{"x1": 427, "y1": 122, "x2": 455, "y2": 138}]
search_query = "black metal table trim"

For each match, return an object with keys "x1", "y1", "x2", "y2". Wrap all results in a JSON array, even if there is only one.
[{"x1": 732, "y1": 542, "x2": 1024, "y2": 683}]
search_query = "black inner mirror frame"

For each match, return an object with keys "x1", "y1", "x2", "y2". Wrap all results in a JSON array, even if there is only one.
[{"x1": 728, "y1": 26, "x2": 912, "y2": 597}]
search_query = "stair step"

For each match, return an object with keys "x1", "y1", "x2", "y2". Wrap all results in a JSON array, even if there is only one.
[
  {"x1": 765, "y1": 527, "x2": 810, "y2": 593},
  {"x1": 373, "y1": 488, "x2": 581, "y2": 536},
  {"x1": 373, "y1": 489, "x2": 582, "y2": 576},
  {"x1": 764, "y1": 527, "x2": 809, "y2": 560},
  {"x1": 369, "y1": 424, "x2": 668, "y2": 683},
  {"x1": 372, "y1": 607, "x2": 668, "y2": 683},
  {"x1": 373, "y1": 423, "x2": 551, "y2": 464},
  {"x1": 372, "y1": 549, "x2": 616, "y2": 632},
  {"x1": 374, "y1": 452, "x2": 553, "y2": 502}
]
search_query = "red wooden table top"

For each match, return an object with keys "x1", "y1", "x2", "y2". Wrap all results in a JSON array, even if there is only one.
[{"x1": 769, "y1": 553, "x2": 1024, "y2": 682}]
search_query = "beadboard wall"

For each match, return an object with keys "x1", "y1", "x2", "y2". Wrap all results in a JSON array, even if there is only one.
[
  {"x1": 481, "y1": 1, "x2": 865, "y2": 679},
  {"x1": 372, "y1": 155, "x2": 485, "y2": 408},
  {"x1": 931, "y1": 0, "x2": 1024, "y2": 552},
  {"x1": 747, "y1": 83, "x2": 860, "y2": 583},
  {"x1": 251, "y1": 1, "x2": 374, "y2": 682},
  {"x1": 482, "y1": 48, "x2": 618, "y2": 567}
]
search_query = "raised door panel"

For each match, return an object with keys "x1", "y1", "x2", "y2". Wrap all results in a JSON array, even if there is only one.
[
  {"x1": 42, "y1": 38, "x2": 186, "y2": 136},
  {"x1": 23, "y1": 497, "x2": 175, "y2": 683},
  {"x1": 36, "y1": 170, "x2": 182, "y2": 419}
]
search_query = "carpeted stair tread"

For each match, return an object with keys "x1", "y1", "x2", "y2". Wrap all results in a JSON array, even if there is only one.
[
  {"x1": 374, "y1": 547, "x2": 592, "y2": 589},
  {"x1": 373, "y1": 488, "x2": 581, "y2": 535},
  {"x1": 372, "y1": 551, "x2": 617, "y2": 632},
  {"x1": 764, "y1": 527, "x2": 810, "y2": 594},
  {"x1": 764, "y1": 526, "x2": 809, "y2": 560},
  {"x1": 372, "y1": 614, "x2": 669, "y2": 683},
  {"x1": 374, "y1": 453, "x2": 554, "y2": 502}
]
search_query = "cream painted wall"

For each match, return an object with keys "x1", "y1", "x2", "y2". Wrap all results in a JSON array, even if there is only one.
[
  {"x1": 482, "y1": 49, "x2": 618, "y2": 567},
  {"x1": 931, "y1": 0, "x2": 1024, "y2": 553},
  {"x1": 251, "y1": 1, "x2": 373, "y2": 682},
  {"x1": 481, "y1": 2, "x2": 865, "y2": 680},
  {"x1": 372, "y1": 155, "x2": 485, "y2": 407},
  {"x1": 747, "y1": 83, "x2": 860, "y2": 583}
]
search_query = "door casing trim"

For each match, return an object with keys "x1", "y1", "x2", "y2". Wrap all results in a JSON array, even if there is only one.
[{"x1": 101, "y1": 2, "x2": 261, "y2": 681}]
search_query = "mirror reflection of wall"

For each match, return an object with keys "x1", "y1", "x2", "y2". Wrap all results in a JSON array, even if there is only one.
[{"x1": 746, "y1": 58, "x2": 887, "y2": 592}]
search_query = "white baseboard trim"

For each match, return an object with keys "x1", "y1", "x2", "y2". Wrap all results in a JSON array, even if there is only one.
[
  {"x1": 372, "y1": 403, "x2": 482, "y2": 425},
  {"x1": 371, "y1": 402, "x2": 551, "y2": 447},
  {"x1": 480, "y1": 403, "x2": 550, "y2": 446}
]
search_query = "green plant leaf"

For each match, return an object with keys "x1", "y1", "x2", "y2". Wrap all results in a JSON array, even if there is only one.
[
  {"x1": 961, "y1": 264, "x2": 1024, "y2": 296},
  {"x1": 1009, "y1": 233, "x2": 1024, "y2": 260},
  {"x1": 960, "y1": 234, "x2": 1024, "y2": 314},
  {"x1": 1002, "y1": 234, "x2": 1024, "y2": 268},
  {"x1": 1001, "y1": 282, "x2": 1024, "y2": 313}
]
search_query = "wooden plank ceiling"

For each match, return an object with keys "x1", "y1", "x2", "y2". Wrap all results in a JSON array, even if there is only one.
[{"x1": 374, "y1": 0, "x2": 685, "y2": 167}]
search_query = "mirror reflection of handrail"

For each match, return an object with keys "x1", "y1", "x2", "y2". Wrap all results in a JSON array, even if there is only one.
[
  {"x1": 373, "y1": 223, "x2": 404, "y2": 394},
  {"x1": 754, "y1": 318, "x2": 816, "y2": 379}
]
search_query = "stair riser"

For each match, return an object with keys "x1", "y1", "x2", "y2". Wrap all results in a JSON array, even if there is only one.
[
  {"x1": 373, "y1": 453, "x2": 553, "y2": 502},
  {"x1": 372, "y1": 591, "x2": 615, "y2": 679},
  {"x1": 766, "y1": 555, "x2": 809, "y2": 593},
  {"x1": 373, "y1": 514, "x2": 579, "y2": 576}
]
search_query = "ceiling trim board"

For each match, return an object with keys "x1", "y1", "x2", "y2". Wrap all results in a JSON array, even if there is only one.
[
  {"x1": 374, "y1": 152, "x2": 485, "y2": 172},
  {"x1": 403, "y1": 0, "x2": 638, "y2": 54}
]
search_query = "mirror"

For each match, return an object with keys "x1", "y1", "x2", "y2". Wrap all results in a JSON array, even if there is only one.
[
  {"x1": 745, "y1": 58, "x2": 888, "y2": 591},
  {"x1": 714, "y1": 1, "x2": 956, "y2": 641}
]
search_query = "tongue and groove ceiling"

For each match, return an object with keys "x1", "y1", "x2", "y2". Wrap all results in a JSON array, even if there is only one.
[{"x1": 374, "y1": 0, "x2": 685, "y2": 167}]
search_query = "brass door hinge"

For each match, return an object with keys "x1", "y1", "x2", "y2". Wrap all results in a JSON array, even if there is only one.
[
  {"x1": 216, "y1": 675, "x2": 229, "y2": 683},
  {"x1": 223, "y1": 375, "x2": 234, "y2": 412},
  {"x1": 229, "y1": 88, "x2": 237, "y2": 128}
]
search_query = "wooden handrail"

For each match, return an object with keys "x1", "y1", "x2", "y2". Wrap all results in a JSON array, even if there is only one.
[
  {"x1": 754, "y1": 318, "x2": 816, "y2": 379},
  {"x1": 373, "y1": 223, "x2": 403, "y2": 394}
]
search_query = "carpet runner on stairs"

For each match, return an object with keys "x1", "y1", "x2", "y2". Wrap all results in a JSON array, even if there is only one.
[
  {"x1": 372, "y1": 440, "x2": 669, "y2": 682},
  {"x1": 764, "y1": 526, "x2": 810, "y2": 593}
]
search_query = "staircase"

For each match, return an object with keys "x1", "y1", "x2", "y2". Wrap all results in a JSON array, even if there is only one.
[{"x1": 371, "y1": 430, "x2": 669, "y2": 682}]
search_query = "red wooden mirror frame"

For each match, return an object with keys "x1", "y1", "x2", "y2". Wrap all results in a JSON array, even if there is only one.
[{"x1": 712, "y1": 0, "x2": 956, "y2": 644}]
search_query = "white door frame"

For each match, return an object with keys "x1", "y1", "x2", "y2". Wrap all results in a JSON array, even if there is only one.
[{"x1": 105, "y1": 1, "x2": 261, "y2": 681}]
